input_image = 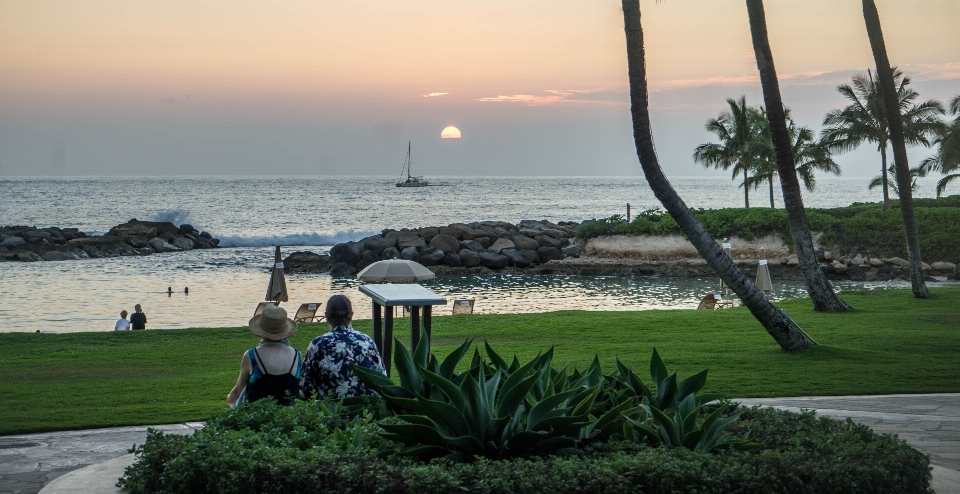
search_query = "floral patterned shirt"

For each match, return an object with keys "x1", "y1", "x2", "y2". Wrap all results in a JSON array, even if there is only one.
[{"x1": 299, "y1": 325, "x2": 386, "y2": 400}]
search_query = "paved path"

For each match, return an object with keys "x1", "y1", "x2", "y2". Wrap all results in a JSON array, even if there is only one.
[{"x1": 0, "y1": 395, "x2": 956, "y2": 493}]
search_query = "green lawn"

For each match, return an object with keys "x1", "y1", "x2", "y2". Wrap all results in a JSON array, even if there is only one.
[{"x1": 2, "y1": 287, "x2": 958, "y2": 435}]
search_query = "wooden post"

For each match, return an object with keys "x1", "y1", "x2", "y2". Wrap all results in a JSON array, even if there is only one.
[
  {"x1": 627, "y1": 203, "x2": 631, "y2": 223},
  {"x1": 410, "y1": 306, "x2": 420, "y2": 350},
  {"x1": 384, "y1": 307, "x2": 394, "y2": 377},
  {"x1": 372, "y1": 302, "x2": 382, "y2": 354}
]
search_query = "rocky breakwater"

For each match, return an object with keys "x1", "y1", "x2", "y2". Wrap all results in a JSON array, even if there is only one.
[
  {"x1": 0, "y1": 220, "x2": 221, "y2": 262},
  {"x1": 327, "y1": 220, "x2": 584, "y2": 277}
]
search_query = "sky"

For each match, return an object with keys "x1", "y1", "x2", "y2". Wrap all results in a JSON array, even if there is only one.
[{"x1": 1, "y1": 0, "x2": 958, "y2": 178}]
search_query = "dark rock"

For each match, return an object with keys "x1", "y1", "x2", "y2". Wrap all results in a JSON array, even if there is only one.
[
  {"x1": 211, "y1": 238, "x2": 220, "y2": 247},
  {"x1": 361, "y1": 235, "x2": 397, "y2": 255},
  {"x1": 479, "y1": 252, "x2": 510, "y2": 269},
  {"x1": 487, "y1": 238, "x2": 515, "y2": 254},
  {"x1": 518, "y1": 249, "x2": 541, "y2": 265},
  {"x1": 330, "y1": 242, "x2": 364, "y2": 265},
  {"x1": 199, "y1": 231, "x2": 212, "y2": 240},
  {"x1": 429, "y1": 234, "x2": 460, "y2": 253},
  {"x1": 355, "y1": 250, "x2": 380, "y2": 271},
  {"x1": 126, "y1": 237, "x2": 150, "y2": 249},
  {"x1": 108, "y1": 223, "x2": 157, "y2": 238},
  {"x1": 461, "y1": 239, "x2": 486, "y2": 253},
  {"x1": 510, "y1": 234, "x2": 540, "y2": 251},
  {"x1": 400, "y1": 246, "x2": 420, "y2": 261},
  {"x1": 442, "y1": 252, "x2": 463, "y2": 267},
  {"x1": 329, "y1": 262, "x2": 357, "y2": 278},
  {"x1": 194, "y1": 236, "x2": 213, "y2": 248},
  {"x1": 420, "y1": 250, "x2": 445, "y2": 267},
  {"x1": 18, "y1": 252, "x2": 43, "y2": 262},
  {"x1": 171, "y1": 237, "x2": 195, "y2": 250},
  {"x1": 283, "y1": 251, "x2": 332, "y2": 273},
  {"x1": 420, "y1": 227, "x2": 440, "y2": 242},
  {"x1": 397, "y1": 236, "x2": 426, "y2": 250},
  {"x1": 459, "y1": 249, "x2": 482, "y2": 267},
  {"x1": 537, "y1": 246, "x2": 564, "y2": 262},
  {"x1": 846, "y1": 265, "x2": 866, "y2": 281},
  {"x1": 42, "y1": 251, "x2": 79, "y2": 261},
  {"x1": 24, "y1": 230, "x2": 52, "y2": 240},
  {"x1": 438, "y1": 227, "x2": 462, "y2": 239},
  {"x1": 540, "y1": 228, "x2": 570, "y2": 239},
  {"x1": 0, "y1": 236, "x2": 25, "y2": 248},
  {"x1": 148, "y1": 237, "x2": 180, "y2": 253},
  {"x1": 133, "y1": 247, "x2": 154, "y2": 256},
  {"x1": 381, "y1": 247, "x2": 401, "y2": 260},
  {"x1": 477, "y1": 237, "x2": 492, "y2": 249},
  {"x1": 535, "y1": 234, "x2": 560, "y2": 248},
  {"x1": 562, "y1": 245, "x2": 582, "y2": 258},
  {"x1": 179, "y1": 224, "x2": 194, "y2": 234},
  {"x1": 501, "y1": 248, "x2": 528, "y2": 267}
]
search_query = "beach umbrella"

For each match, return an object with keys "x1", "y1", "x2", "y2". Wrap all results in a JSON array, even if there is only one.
[
  {"x1": 755, "y1": 247, "x2": 773, "y2": 295},
  {"x1": 719, "y1": 239, "x2": 732, "y2": 297},
  {"x1": 357, "y1": 259, "x2": 435, "y2": 283},
  {"x1": 265, "y1": 246, "x2": 289, "y2": 303}
]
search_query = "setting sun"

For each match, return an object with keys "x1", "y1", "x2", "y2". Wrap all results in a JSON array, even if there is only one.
[{"x1": 440, "y1": 126, "x2": 462, "y2": 139}]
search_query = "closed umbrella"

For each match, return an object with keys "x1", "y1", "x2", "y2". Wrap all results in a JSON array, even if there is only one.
[
  {"x1": 265, "y1": 246, "x2": 289, "y2": 303},
  {"x1": 755, "y1": 247, "x2": 773, "y2": 296},
  {"x1": 719, "y1": 239, "x2": 731, "y2": 298},
  {"x1": 357, "y1": 259, "x2": 435, "y2": 283}
]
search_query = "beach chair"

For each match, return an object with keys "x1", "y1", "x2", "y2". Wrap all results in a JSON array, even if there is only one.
[
  {"x1": 293, "y1": 303, "x2": 324, "y2": 323},
  {"x1": 696, "y1": 294, "x2": 720, "y2": 310},
  {"x1": 452, "y1": 299, "x2": 475, "y2": 315},
  {"x1": 253, "y1": 301, "x2": 279, "y2": 318}
]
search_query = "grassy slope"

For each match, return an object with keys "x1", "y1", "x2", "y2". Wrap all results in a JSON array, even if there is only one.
[{"x1": 1, "y1": 288, "x2": 958, "y2": 435}]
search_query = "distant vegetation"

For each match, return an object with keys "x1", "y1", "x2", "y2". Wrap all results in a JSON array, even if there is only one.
[{"x1": 576, "y1": 196, "x2": 960, "y2": 261}]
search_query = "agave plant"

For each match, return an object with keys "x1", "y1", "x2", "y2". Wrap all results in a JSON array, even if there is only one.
[{"x1": 624, "y1": 394, "x2": 758, "y2": 453}]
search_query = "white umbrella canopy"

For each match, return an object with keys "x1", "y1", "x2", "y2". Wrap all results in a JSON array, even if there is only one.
[
  {"x1": 357, "y1": 259, "x2": 436, "y2": 283},
  {"x1": 265, "y1": 246, "x2": 289, "y2": 303}
]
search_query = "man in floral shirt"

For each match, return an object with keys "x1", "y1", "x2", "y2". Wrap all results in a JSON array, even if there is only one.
[{"x1": 299, "y1": 295, "x2": 387, "y2": 399}]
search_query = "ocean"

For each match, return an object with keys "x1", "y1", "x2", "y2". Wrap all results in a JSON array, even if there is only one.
[{"x1": 0, "y1": 176, "x2": 948, "y2": 333}]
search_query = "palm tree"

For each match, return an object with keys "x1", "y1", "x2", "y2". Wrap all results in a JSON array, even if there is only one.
[
  {"x1": 861, "y1": 0, "x2": 929, "y2": 298},
  {"x1": 693, "y1": 96, "x2": 766, "y2": 208},
  {"x1": 748, "y1": 113, "x2": 842, "y2": 208},
  {"x1": 744, "y1": 0, "x2": 852, "y2": 313},
  {"x1": 821, "y1": 70, "x2": 943, "y2": 211},
  {"x1": 620, "y1": 0, "x2": 812, "y2": 351},
  {"x1": 921, "y1": 95, "x2": 960, "y2": 197},
  {"x1": 867, "y1": 163, "x2": 927, "y2": 196}
]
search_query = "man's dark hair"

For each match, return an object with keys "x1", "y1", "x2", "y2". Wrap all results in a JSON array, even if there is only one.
[{"x1": 325, "y1": 295, "x2": 353, "y2": 326}]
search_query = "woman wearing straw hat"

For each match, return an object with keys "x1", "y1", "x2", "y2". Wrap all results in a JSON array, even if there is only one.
[{"x1": 227, "y1": 305, "x2": 303, "y2": 406}]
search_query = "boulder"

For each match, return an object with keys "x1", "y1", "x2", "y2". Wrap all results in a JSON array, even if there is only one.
[
  {"x1": 24, "y1": 230, "x2": 52, "y2": 240},
  {"x1": 534, "y1": 234, "x2": 563, "y2": 249},
  {"x1": 419, "y1": 227, "x2": 440, "y2": 242},
  {"x1": 108, "y1": 222, "x2": 158, "y2": 238},
  {"x1": 921, "y1": 262, "x2": 932, "y2": 272},
  {"x1": 487, "y1": 238, "x2": 515, "y2": 254},
  {"x1": 850, "y1": 255, "x2": 865, "y2": 266},
  {"x1": 134, "y1": 247, "x2": 154, "y2": 256},
  {"x1": 179, "y1": 224, "x2": 195, "y2": 234},
  {"x1": 397, "y1": 236, "x2": 426, "y2": 250},
  {"x1": 330, "y1": 242, "x2": 364, "y2": 265},
  {"x1": 931, "y1": 261, "x2": 957, "y2": 272},
  {"x1": 329, "y1": 262, "x2": 357, "y2": 278},
  {"x1": 148, "y1": 237, "x2": 180, "y2": 253},
  {"x1": 429, "y1": 234, "x2": 461, "y2": 253},
  {"x1": 868, "y1": 258, "x2": 885, "y2": 267},
  {"x1": 460, "y1": 228, "x2": 491, "y2": 242},
  {"x1": 420, "y1": 250, "x2": 445, "y2": 267},
  {"x1": 171, "y1": 237, "x2": 195, "y2": 250},
  {"x1": 459, "y1": 249, "x2": 482, "y2": 267},
  {"x1": 355, "y1": 250, "x2": 380, "y2": 271},
  {"x1": 830, "y1": 259, "x2": 848, "y2": 274},
  {"x1": 17, "y1": 252, "x2": 44, "y2": 262},
  {"x1": 500, "y1": 248, "x2": 528, "y2": 267},
  {"x1": 380, "y1": 247, "x2": 401, "y2": 260},
  {"x1": 562, "y1": 245, "x2": 582, "y2": 258},
  {"x1": 518, "y1": 249, "x2": 540, "y2": 265},
  {"x1": 400, "y1": 246, "x2": 420, "y2": 261},
  {"x1": 194, "y1": 236, "x2": 214, "y2": 249},
  {"x1": 476, "y1": 237, "x2": 492, "y2": 249},
  {"x1": 540, "y1": 228, "x2": 570, "y2": 239},
  {"x1": 0, "y1": 236, "x2": 25, "y2": 248},
  {"x1": 886, "y1": 257, "x2": 909, "y2": 267},
  {"x1": 461, "y1": 240, "x2": 486, "y2": 253},
  {"x1": 442, "y1": 252, "x2": 463, "y2": 267},
  {"x1": 479, "y1": 252, "x2": 510, "y2": 269},
  {"x1": 439, "y1": 227, "x2": 462, "y2": 239},
  {"x1": 510, "y1": 234, "x2": 540, "y2": 251},
  {"x1": 199, "y1": 231, "x2": 213, "y2": 240},
  {"x1": 42, "y1": 251, "x2": 79, "y2": 261},
  {"x1": 537, "y1": 246, "x2": 564, "y2": 262},
  {"x1": 282, "y1": 251, "x2": 332, "y2": 273},
  {"x1": 125, "y1": 237, "x2": 150, "y2": 248},
  {"x1": 361, "y1": 235, "x2": 397, "y2": 255}
]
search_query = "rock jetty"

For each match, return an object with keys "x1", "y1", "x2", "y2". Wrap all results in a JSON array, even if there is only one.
[
  {"x1": 0, "y1": 219, "x2": 220, "y2": 262},
  {"x1": 327, "y1": 220, "x2": 584, "y2": 277}
]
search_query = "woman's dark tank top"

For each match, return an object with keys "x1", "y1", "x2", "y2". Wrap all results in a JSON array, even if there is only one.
[{"x1": 245, "y1": 347, "x2": 301, "y2": 405}]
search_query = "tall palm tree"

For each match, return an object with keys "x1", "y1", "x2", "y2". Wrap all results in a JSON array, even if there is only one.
[
  {"x1": 744, "y1": 0, "x2": 852, "y2": 313},
  {"x1": 821, "y1": 70, "x2": 943, "y2": 211},
  {"x1": 861, "y1": 0, "x2": 929, "y2": 298},
  {"x1": 693, "y1": 96, "x2": 766, "y2": 208},
  {"x1": 748, "y1": 113, "x2": 842, "y2": 208},
  {"x1": 620, "y1": 0, "x2": 812, "y2": 351},
  {"x1": 921, "y1": 95, "x2": 960, "y2": 197}
]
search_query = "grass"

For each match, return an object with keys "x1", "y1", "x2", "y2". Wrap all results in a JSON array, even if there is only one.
[{"x1": 1, "y1": 287, "x2": 958, "y2": 435}]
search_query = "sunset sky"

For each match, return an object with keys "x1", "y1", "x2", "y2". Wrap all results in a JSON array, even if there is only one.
[{"x1": 1, "y1": 0, "x2": 958, "y2": 177}]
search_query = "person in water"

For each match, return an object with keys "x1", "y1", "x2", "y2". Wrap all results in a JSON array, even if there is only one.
[
  {"x1": 299, "y1": 295, "x2": 386, "y2": 399},
  {"x1": 227, "y1": 304, "x2": 302, "y2": 406}
]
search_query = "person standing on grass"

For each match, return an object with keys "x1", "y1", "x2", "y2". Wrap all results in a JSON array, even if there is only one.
[
  {"x1": 130, "y1": 304, "x2": 147, "y2": 330},
  {"x1": 115, "y1": 310, "x2": 130, "y2": 331},
  {"x1": 299, "y1": 295, "x2": 386, "y2": 399}
]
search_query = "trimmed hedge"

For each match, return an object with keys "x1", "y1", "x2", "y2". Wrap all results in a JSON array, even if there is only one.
[
  {"x1": 576, "y1": 196, "x2": 960, "y2": 262},
  {"x1": 120, "y1": 400, "x2": 931, "y2": 494}
]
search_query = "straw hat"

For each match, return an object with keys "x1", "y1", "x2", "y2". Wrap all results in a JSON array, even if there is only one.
[{"x1": 248, "y1": 305, "x2": 297, "y2": 340}]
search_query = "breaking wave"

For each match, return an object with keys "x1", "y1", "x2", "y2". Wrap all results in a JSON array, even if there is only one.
[
  {"x1": 148, "y1": 209, "x2": 195, "y2": 227},
  {"x1": 216, "y1": 230, "x2": 378, "y2": 248}
]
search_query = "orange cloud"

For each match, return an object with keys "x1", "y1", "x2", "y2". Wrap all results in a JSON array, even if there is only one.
[
  {"x1": 476, "y1": 89, "x2": 625, "y2": 106},
  {"x1": 423, "y1": 92, "x2": 448, "y2": 97}
]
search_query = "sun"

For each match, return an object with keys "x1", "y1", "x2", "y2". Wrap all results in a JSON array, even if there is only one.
[{"x1": 440, "y1": 126, "x2": 462, "y2": 139}]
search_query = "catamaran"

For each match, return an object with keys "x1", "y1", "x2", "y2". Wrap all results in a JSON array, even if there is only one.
[{"x1": 396, "y1": 141, "x2": 429, "y2": 187}]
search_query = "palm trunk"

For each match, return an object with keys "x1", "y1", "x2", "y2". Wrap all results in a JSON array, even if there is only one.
[
  {"x1": 862, "y1": 0, "x2": 929, "y2": 298},
  {"x1": 768, "y1": 177, "x2": 775, "y2": 208},
  {"x1": 743, "y1": 166, "x2": 751, "y2": 208},
  {"x1": 746, "y1": 0, "x2": 853, "y2": 312},
  {"x1": 621, "y1": 0, "x2": 811, "y2": 351},
  {"x1": 880, "y1": 144, "x2": 891, "y2": 210}
]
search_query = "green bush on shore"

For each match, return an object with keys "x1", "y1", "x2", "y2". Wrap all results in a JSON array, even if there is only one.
[{"x1": 577, "y1": 195, "x2": 960, "y2": 261}]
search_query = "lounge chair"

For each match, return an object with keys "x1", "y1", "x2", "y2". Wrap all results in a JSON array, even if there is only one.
[
  {"x1": 293, "y1": 303, "x2": 324, "y2": 323},
  {"x1": 452, "y1": 299, "x2": 475, "y2": 315},
  {"x1": 253, "y1": 301, "x2": 279, "y2": 318},
  {"x1": 696, "y1": 294, "x2": 720, "y2": 310}
]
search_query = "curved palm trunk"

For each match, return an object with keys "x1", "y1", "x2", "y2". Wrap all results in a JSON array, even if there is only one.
[
  {"x1": 746, "y1": 0, "x2": 853, "y2": 312},
  {"x1": 880, "y1": 144, "x2": 891, "y2": 210},
  {"x1": 862, "y1": 0, "x2": 929, "y2": 298},
  {"x1": 621, "y1": 0, "x2": 811, "y2": 351},
  {"x1": 768, "y1": 178, "x2": 775, "y2": 208}
]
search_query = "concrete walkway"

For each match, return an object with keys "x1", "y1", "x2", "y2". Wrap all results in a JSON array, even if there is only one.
[{"x1": 0, "y1": 394, "x2": 955, "y2": 493}]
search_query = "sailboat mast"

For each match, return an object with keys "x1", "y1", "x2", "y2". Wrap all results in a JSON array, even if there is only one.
[{"x1": 407, "y1": 141, "x2": 412, "y2": 179}]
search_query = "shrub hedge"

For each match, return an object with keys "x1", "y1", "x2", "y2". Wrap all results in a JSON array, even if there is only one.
[
  {"x1": 120, "y1": 400, "x2": 931, "y2": 494},
  {"x1": 576, "y1": 196, "x2": 960, "y2": 261}
]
